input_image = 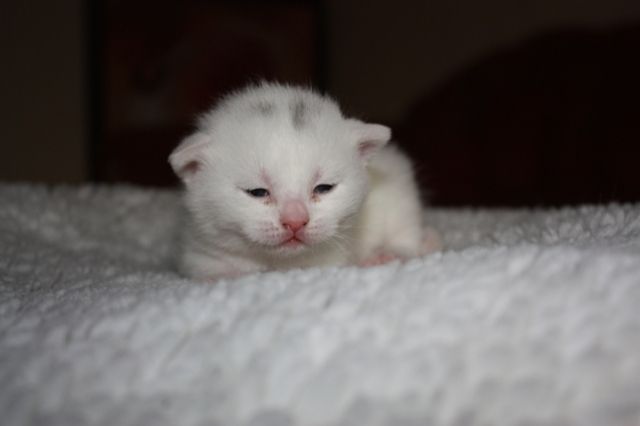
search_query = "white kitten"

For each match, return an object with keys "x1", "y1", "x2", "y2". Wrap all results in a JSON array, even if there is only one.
[{"x1": 169, "y1": 82, "x2": 440, "y2": 280}]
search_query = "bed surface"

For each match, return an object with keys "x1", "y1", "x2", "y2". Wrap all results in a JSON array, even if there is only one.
[{"x1": 1, "y1": 185, "x2": 639, "y2": 426}]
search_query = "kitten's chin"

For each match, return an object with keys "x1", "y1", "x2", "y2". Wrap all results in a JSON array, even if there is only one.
[
  {"x1": 257, "y1": 244, "x2": 304, "y2": 259},
  {"x1": 259, "y1": 234, "x2": 331, "y2": 257},
  {"x1": 249, "y1": 230, "x2": 335, "y2": 257}
]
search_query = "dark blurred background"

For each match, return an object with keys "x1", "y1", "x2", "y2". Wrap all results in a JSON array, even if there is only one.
[{"x1": 2, "y1": 0, "x2": 640, "y2": 206}]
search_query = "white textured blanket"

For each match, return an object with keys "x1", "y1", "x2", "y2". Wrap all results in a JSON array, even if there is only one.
[{"x1": 1, "y1": 185, "x2": 639, "y2": 426}]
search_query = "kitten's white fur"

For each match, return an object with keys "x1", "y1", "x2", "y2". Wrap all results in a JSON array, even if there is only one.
[{"x1": 170, "y1": 82, "x2": 439, "y2": 280}]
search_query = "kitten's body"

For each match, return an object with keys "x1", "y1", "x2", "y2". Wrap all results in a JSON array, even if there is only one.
[{"x1": 170, "y1": 83, "x2": 439, "y2": 280}]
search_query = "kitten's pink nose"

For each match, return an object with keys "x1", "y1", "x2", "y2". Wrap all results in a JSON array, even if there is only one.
[
  {"x1": 283, "y1": 220, "x2": 307, "y2": 233},
  {"x1": 280, "y1": 200, "x2": 309, "y2": 233}
]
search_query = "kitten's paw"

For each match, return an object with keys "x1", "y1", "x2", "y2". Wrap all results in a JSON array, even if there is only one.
[{"x1": 359, "y1": 252, "x2": 400, "y2": 267}]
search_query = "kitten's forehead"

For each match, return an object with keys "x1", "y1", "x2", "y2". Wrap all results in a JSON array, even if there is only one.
[
  {"x1": 203, "y1": 84, "x2": 356, "y2": 186},
  {"x1": 212, "y1": 92, "x2": 349, "y2": 156},
  {"x1": 259, "y1": 131, "x2": 350, "y2": 186},
  {"x1": 213, "y1": 126, "x2": 351, "y2": 193}
]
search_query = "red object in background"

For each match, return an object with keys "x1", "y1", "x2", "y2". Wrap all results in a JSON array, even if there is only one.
[
  {"x1": 93, "y1": 0, "x2": 323, "y2": 186},
  {"x1": 399, "y1": 23, "x2": 640, "y2": 206}
]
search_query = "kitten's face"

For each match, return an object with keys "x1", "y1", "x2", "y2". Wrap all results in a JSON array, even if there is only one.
[
  {"x1": 187, "y1": 119, "x2": 372, "y2": 256},
  {"x1": 170, "y1": 85, "x2": 390, "y2": 257}
]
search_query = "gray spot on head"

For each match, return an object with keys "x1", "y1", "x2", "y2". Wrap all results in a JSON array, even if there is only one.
[
  {"x1": 290, "y1": 99, "x2": 308, "y2": 130},
  {"x1": 252, "y1": 101, "x2": 275, "y2": 116}
]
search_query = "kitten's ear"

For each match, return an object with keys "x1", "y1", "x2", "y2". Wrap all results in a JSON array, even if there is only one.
[
  {"x1": 169, "y1": 132, "x2": 210, "y2": 183},
  {"x1": 347, "y1": 119, "x2": 391, "y2": 161}
]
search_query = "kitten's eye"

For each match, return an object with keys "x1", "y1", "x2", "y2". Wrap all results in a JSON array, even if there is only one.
[
  {"x1": 313, "y1": 184, "x2": 335, "y2": 195},
  {"x1": 245, "y1": 188, "x2": 270, "y2": 198}
]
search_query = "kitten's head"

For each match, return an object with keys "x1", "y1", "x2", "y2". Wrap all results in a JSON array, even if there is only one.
[{"x1": 169, "y1": 83, "x2": 390, "y2": 257}]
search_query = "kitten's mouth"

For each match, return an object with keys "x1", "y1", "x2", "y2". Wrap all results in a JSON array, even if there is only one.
[{"x1": 280, "y1": 236, "x2": 306, "y2": 248}]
